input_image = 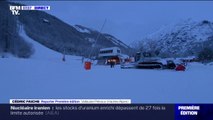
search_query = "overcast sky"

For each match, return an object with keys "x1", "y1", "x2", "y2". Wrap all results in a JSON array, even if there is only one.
[{"x1": 19, "y1": 1, "x2": 213, "y2": 45}]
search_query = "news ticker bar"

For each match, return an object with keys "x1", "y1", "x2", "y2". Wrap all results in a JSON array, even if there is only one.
[
  {"x1": 10, "y1": 99, "x2": 131, "y2": 104},
  {"x1": 1, "y1": 104, "x2": 213, "y2": 120},
  {"x1": 1, "y1": 104, "x2": 174, "y2": 120}
]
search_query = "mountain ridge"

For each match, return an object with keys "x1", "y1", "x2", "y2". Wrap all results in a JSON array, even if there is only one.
[
  {"x1": 17, "y1": 6, "x2": 131, "y2": 57},
  {"x1": 139, "y1": 19, "x2": 213, "y2": 57}
]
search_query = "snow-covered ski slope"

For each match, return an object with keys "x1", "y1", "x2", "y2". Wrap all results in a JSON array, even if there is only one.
[
  {"x1": 0, "y1": 27, "x2": 213, "y2": 103},
  {"x1": 18, "y1": 25, "x2": 81, "y2": 63}
]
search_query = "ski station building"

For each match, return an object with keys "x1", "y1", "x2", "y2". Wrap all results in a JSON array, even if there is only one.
[{"x1": 97, "y1": 47, "x2": 129, "y2": 65}]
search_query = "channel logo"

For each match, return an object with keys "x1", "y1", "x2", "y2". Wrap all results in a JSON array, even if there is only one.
[{"x1": 9, "y1": 5, "x2": 50, "y2": 16}]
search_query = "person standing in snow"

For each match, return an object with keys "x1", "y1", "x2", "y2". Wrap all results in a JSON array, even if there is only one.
[
  {"x1": 109, "y1": 60, "x2": 113, "y2": 68},
  {"x1": 110, "y1": 59, "x2": 116, "y2": 68},
  {"x1": 82, "y1": 57, "x2": 84, "y2": 64},
  {"x1": 62, "y1": 54, "x2": 66, "y2": 62},
  {"x1": 112, "y1": 60, "x2": 116, "y2": 68}
]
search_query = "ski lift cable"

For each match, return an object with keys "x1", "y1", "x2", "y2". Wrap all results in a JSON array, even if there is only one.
[{"x1": 88, "y1": 19, "x2": 107, "y2": 59}]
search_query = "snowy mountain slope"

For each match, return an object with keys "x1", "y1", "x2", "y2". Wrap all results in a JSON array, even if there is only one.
[
  {"x1": 141, "y1": 19, "x2": 213, "y2": 57},
  {"x1": 1, "y1": 2, "x2": 131, "y2": 58},
  {"x1": 16, "y1": 6, "x2": 131, "y2": 57},
  {"x1": 104, "y1": 33, "x2": 129, "y2": 49},
  {"x1": 73, "y1": 25, "x2": 130, "y2": 51},
  {"x1": 74, "y1": 24, "x2": 129, "y2": 49},
  {"x1": 148, "y1": 19, "x2": 213, "y2": 42},
  {"x1": 18, "y1": 23, "x2": 83, "y2": 64},
  {"x1": 74, "y1": 25, "x2": 91, "y2": 34},
  {"x1": 1, "y1": 2, "x2": 213, "y2": 104},
  {"x1": 1, "y1": 27, "x2": 213, "y2": 103},
  {"x1": 19, "y1": 24, "x2": 60, "y2": 60}
]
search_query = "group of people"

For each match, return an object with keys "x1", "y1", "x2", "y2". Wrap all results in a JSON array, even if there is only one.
[{"x1": 108, "y1": 59, "x2": 116, "y2": 68}]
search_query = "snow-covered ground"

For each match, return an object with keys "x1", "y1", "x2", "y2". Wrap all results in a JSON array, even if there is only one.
[{"x1": 0, "y1": 27, "x2": 213, "y2": 103}]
